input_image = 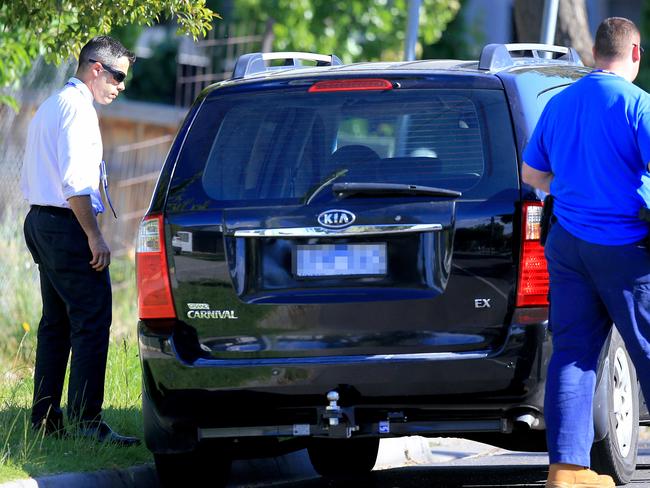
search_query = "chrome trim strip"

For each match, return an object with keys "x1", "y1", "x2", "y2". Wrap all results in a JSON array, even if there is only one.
[
  {"x1": 193, "y1": 350, "x2": 490, "y2": 368},
  {"x1": 232, "y1": 223, "x2": 443, "y2": 238}
]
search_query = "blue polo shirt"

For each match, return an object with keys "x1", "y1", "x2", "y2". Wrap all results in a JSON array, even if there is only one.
[{"x1": 524, "y1": 71, "x2": 650, "y2": 245}]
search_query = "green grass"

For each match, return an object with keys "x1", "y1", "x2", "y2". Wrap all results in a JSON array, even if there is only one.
[
  {"x1": 0, "y1": 213, "x2": 151, "y2": 482},
  {"x1": 0, "y1": 211, "x2": 137, "y2": 358},
  {"x1": 0, "y1": 211, "x2": 42, "y2": 365},
  {"x1": 0, "y1": 338, "x2": 151, "y2": 483}
]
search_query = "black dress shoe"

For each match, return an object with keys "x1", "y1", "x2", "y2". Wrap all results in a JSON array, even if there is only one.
[
  {"x1": 76, "y1": 421, "x2": 141, "y2": 447},
  {"x1": 32, "y1": 416, "x2": 66, "y2": 438}
]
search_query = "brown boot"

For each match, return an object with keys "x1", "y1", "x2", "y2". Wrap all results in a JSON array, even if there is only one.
[{"x1": 545, "y1": 463, "x2": 615, "y2": 488}]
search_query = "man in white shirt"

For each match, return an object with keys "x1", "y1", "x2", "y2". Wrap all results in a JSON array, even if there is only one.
[{"x1": 22, "y1": 35, "x2": 138, "y2": 446}]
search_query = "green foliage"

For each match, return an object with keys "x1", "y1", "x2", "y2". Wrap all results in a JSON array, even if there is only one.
[
  {"x1": 422, "y1": 0, "x2": 475, "y2": 60},
  {"x1": 0, "y1": 0, "x2": 219, "y2": 109},
  {"x1": 224, "y1": 0, "x2": 461, "y2": 63},
  {"x1": 101, "y1": 1, "x2": 462, "y2": 106},
  {"x1": 638, "y1": 2, "x2": 650, "y2": 92},
  {"x1": 109, "y1": 24, "x2": 145, "y2": 53},
  {"x1": 125, "y1": 32, "x2": 178, "y2": 104},
  {"x1": 0, "y1": 95, "x2": 18, "y2": 113}
]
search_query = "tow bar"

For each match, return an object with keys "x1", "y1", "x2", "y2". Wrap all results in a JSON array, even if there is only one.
[{"x1": 320, "y1": 390, "x2": 359, "y2": 438}]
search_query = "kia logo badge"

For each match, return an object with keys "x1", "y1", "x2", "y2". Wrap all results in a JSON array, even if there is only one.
[{"x1": 318, "y1": 209, "x2": 356, "y2": 228}]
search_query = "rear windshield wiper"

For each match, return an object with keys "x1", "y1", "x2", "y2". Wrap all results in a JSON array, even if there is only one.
[
  {"x1": 332, "y1": 182, "x2": 462, "y2": 199},
  {"x1": 304, "y1": 168, "x2": 349, "y2": 205}
]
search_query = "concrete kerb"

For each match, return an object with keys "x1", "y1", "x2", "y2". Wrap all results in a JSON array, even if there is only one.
[
  {"x1": 0, "y1": 464, "x2": 157, "y2": 488},
  {"x1": 0, "y1": 465, "x2": 158, "y2": 488},
  {"x1": 0, "y1": 450, "x2": 318, "y2": 488},
  {"x1": 0, "y1": 436, "x2": 496, "y2": 488}
]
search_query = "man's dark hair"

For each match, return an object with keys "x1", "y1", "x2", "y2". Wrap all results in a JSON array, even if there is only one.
[
  {"x1": 594, "y1": 17, "x2": 640, "y2": 60},
  {"x1": 78, "y1": 35, "x2": 136, "y2": 70}
]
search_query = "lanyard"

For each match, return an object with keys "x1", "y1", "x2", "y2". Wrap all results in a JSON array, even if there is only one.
[{"x1": 100, "y1": 160, "x2": 118, "y2": 219}]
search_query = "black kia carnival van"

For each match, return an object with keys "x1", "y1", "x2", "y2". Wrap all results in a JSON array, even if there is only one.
[{"x1": 136, "y1": 44, "x2": 647, "y2": 487}]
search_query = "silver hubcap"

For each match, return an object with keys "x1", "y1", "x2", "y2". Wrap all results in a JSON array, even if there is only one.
[{"x1": 612, "y1": 347, "x2": 634, "y2": 458}]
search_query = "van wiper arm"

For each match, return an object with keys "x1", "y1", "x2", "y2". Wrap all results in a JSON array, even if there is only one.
[
  {"x1": 304, "y1": 168, "x2": 349, "y2": 205},
  {"x1": 332, "y1": 182, "x2": 462, "y2": 199}
]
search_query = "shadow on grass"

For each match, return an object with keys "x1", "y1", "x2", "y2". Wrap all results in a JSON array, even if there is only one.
[{"x1": 0, "y1": 404, "x2": 152, "y2": 483}]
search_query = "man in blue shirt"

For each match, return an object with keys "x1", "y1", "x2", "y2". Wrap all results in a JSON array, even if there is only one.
[{"x1": 523, "y1": 17, "x2": 650, "y2": 488}]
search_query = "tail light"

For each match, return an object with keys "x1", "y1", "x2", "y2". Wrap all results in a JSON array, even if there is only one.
[
  {"x1": 516, "y1": 202, "x2": 549, "y2": 307},
  {"x1": 308, "y1": 79, "x2": 393, "y2": 92},
  {"x1": 136, "y1": 214, "x2": 176, "y2": 319}
]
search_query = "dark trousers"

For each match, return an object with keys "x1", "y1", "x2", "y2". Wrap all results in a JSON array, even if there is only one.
[
  {"x1": 544, "y1": 222, "x2": 650, "y2": 467},
  {"x1": 23, "y1": 205, "x2": 111, "y2": 425}
]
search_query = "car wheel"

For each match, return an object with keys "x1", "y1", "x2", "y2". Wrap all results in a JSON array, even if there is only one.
[
  {"x1": 154, "y1": 442, "x2": 232, "y2": 488},
  {"x1": 307, "y1": 437, "x2": 380, "y2": 479},
  {"x1": 591, "y1": 329, "x2": 639, "y2": 485}
]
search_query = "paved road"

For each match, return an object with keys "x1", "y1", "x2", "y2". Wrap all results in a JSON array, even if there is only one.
[
  {"x1": 269, "y1": 438, "x2": 650, "y2": 488},
  {"x1": 4, "y1": 437, "x2": 650, "y2": 487},
  {"x1": 275, "y1": 465, "x2": 650, "y2": 488}
]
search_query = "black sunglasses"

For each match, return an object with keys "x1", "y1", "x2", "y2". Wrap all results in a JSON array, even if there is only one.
[
  {"x1": 88, "y1": 58, "x2": 126, "y2": 83},
  {"x1": 634, "y1": 43, "x2": 645, "y2": 55}
]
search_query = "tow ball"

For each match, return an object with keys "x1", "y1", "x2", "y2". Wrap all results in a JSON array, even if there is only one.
[
  {"x1": 325, "y1": 391, "x2": 342, "y2": 426},
  {"x1": 321, "y1": 390, "x2": 359, "y2": 438}
]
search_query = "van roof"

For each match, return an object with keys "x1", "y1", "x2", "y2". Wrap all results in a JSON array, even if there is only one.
[{"x1": 229, "y1": 43, "x2": 584, "y2": 81}]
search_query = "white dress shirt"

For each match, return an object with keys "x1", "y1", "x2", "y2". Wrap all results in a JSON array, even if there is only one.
[{"x1": 21, "y1": 77, "x2": 105, "y2": 214}]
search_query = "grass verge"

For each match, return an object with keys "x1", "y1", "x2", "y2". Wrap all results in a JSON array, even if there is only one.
[
  {"x1": 0, "y1": 337, "x2": 151, "y2": 483},
  {"x1": 0, "y1": 210, "x2": 138, "y2": 359}
]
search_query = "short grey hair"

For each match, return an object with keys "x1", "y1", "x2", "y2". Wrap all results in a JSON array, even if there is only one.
[{"x1": 78, "y1": 35, "x2": 135, "y2": 70}]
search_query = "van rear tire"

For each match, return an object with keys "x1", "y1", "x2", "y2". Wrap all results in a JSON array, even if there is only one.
[
  {"x1": 154, "y1": 442, "x2": 232, "y2": 488},
  {"x1": 591, "y1": 329, "x2": 639, "y2": 485},
  {"x1": 308, "y1": 437, "x2": 380, "y2": 479}
]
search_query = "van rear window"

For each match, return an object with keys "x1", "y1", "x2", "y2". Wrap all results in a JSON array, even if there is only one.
[{"x1": 168, "y1": 87, "x2": 518, "y2": 207}]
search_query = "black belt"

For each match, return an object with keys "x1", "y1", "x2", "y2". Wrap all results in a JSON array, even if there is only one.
[{"x1": 30, "y1": 205, "x2": 74, "y2": 216}]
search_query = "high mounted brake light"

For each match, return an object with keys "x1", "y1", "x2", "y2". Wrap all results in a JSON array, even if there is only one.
[
  {"x1": 136, "y1": 214, "x2": 176, "y2": 320},
  {"x1": 308, "y1": 79, "x2": 393, "y2": 93},
  {"x1": 516, "y1": 202, "x2": 550, "y2": 307}
]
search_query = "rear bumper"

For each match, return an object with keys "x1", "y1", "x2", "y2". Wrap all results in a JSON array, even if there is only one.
[{"x1": 139, "y1": 310, "x2": 551, "y2": 451}]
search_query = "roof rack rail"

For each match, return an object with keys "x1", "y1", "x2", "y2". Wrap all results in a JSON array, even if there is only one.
[
  {"x1": 478, "y1": 43, "x2": 582, "y2": 71},
  {"x1": 232, "y1": 51, "x2": 342, "y2": 79}
]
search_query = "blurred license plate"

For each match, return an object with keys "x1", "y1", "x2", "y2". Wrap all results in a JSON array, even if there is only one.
[{"x1": 295, "y1": 244, "x2": 387, "y2": 277}]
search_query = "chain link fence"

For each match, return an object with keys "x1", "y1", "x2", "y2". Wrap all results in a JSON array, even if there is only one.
[
  {"x1": 0, "y1": 58, "x2": 77, "y2": 347},
  {"x1": 1, "y1": 58, "x2": 76, "y2": 216},
  {"x1": 175, "y1": 21, "x2": 265, "y2": 106}
]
